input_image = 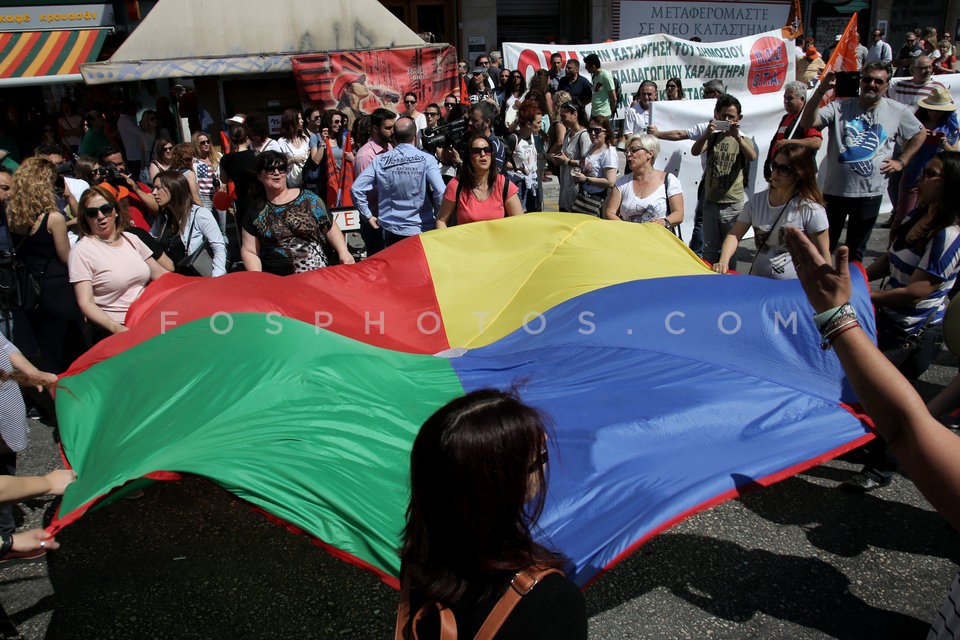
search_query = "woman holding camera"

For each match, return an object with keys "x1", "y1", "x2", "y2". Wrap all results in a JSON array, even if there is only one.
[
  {"x1": 397, "y1": 389, "x2": 587, "y2": 639},
  {"x1": 7, "y1": 157, "x2": 87, "y2": 371},
  {"x1": 436, "y1": 134, "x2": 522, "y2": 227}
]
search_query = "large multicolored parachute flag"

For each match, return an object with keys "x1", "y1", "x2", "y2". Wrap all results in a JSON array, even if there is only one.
[{"x1": 50, "y1": 213, "x2": 875, "y2": 588}]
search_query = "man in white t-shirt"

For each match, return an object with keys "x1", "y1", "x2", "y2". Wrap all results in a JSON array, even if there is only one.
[{"x1": 623, "y1": 81, "x2": 657, "y2": 136}]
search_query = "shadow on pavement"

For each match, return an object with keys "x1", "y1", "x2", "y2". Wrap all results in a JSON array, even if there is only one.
[
  {"x1": 738, "y1": 473, "x2": 960, "y2": 560},
  {"x1": 586, "y1": 532, "x2": 931, "y2": 639},
  {"x1": 43, "y1": 476, "x2": 397, "y2": 639}
]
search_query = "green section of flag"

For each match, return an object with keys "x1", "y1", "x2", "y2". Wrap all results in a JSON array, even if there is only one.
[{"x1": 56, "y1": 314, "x2": 464, "y2": 579}]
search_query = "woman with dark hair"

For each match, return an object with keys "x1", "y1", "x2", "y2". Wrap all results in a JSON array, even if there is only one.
[
  {"x1": 436, "y1": 134, "x2": 522, "y2": 227},
  {"x1": 68, "y1": 185, "x2": 168, "y2": 340},
  {"x1": 246, "y1": 112, "x2": 282, "y2": 155},
  {"x1": 170, "y1": 143, "x2": 202, "y2": 206},
  {"x1": 550, "y1": 101, "x2": 590, "y2": 211},
  {"x1": 148, "y1": 137, "x2": 174, "y2": 182},
  {"x1": 240, "y1": 150, "x2": 353, "y2": 274},
  {"x1": 467, "y1": 71, "x2": 493, "y2": 105},
  {"x1": 396, "y1": 388, "x2": 587, "y2": 639},
  {"x1": 313, "y1": 110, "x2": 354, "y2": 207},
  {"x1": 891, "y1": 87, "x2": 959, "y2": 232},
  {"x1": 7, "y1": 158, "x2": 87, "y2": 371},
  {"x1": 528, "y1": 70, "x2": 554, "y2": 131},
  {"x1": 665, "y1": 78, "x2": 685, "y2": 100},
  {"x1": 507, "y1": 100, "x2": 544, "y2": 212},
  {"x1": 840, "y1": 151, "x2": 960, "y2": 492},
  {"x1": 571, "y1": 114, "x2": 618, "y2": 216},
  {"x1": 351, "y1": 114, "x2": 372, "y2": 150},
  {"x1": 717, "y1": 144, "x2": 828, "y2": 277},
  {"x1": 502, "y1": 70, "x2": 528, "y2": 128},
  {"x1": 150, "y1": 170, "x2": 226, "y2": 277},
  {"x1": 277, "y1": 108, "x2": 310, "y2": 189}
]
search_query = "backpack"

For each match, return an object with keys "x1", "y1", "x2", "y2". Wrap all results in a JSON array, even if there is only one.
[{"x1": 395, "y1": 566, "x2": 561, "y2": 640}]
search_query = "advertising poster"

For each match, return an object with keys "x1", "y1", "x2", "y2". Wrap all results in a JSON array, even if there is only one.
[{"x1": 292, "y1": 45, "x2": 459, "y2": 123}]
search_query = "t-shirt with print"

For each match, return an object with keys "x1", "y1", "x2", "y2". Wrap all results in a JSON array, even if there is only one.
[
  {"x1": 68, "y1": 232, "x2": 153, "y2": 324},
  {"x1": 242, "y1": 188, "x2": 333, "y2": 275},
  {"x1": 443, "y1": 174, "x2": 518, "y2": 224},
  {"x1": 737, "y1": 192, "x2": 829, "y2": 279},
  {"x1": 705, "y1": 132, "x2": 752, "y2": 205},
  {"x1": 881, "y1": 210, "x2": 960, "y2": 333},
  {"x1": 580, "y1": 146, "x2": 618, "y2": 195},
  {"x1": 615, "y1": 172, "x2": 682, "y2": 222},
  {"x1": 817, "y1": 97, "x2": 923, "y2": 197}
]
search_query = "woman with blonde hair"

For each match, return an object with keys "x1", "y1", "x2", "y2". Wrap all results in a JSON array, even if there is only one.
[
  {"x1": 605, "y1": 133, "x2": 684, "y2": 230},
  {"x1": 190, "y1": 131, "x2": 224, "y2": 231},
  {"x1": 7, "y1": 158, "x2": 87, "y2": 370}
]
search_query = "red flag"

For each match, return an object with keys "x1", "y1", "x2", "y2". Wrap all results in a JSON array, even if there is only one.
[{"x1": 338, "y1": 133, "x2": 355, "y2": 207}]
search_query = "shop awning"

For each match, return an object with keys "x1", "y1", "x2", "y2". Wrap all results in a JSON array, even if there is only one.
[
  {"x1": 79, "y1": 0, "x2": 425, "y2": 84},
  {"x1": 0, "y1": 29, "x2": 108, "y2": 87}
]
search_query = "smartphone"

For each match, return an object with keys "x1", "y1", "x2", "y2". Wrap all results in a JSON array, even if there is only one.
[
  {"x1": 834, "y1": 71, "x2": 861, "y2": 98},
  {"x1": 715, "y1": 121, "x2": 731, "y2": 132}
]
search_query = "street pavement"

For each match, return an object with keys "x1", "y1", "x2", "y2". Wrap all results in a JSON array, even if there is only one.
[{"x1": 1, "y1": 175, "x2": 958, "y2": 639}]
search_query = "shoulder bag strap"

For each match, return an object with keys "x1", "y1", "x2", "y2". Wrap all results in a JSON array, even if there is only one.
[
  {"x1": 396, "y1": 574, "x2": 458, "y2": 640},
  {"x1": 474, "y1": 567, "x2": 563, "y2": 640},
  {"x1": 184, "y1": 206, "x2": 199, "y2": 249},
  {"x1": 501, "y1": 174, "x2": 509, "y2": 203},
  {"x1": 748, "y1": 194, "x2": 795, "y2": 275}
]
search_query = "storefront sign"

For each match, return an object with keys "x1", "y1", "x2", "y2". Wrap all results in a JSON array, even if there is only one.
[
  {"x1": 0, "y1": 4, "x2": 113, "y2": 31},
  {"x1": 620, "y1": 1, "x2": 791, "y2": 42},
  {"x1": 292, "y1": 45, "x2": 458, "y2": 120},
  {"x1": 504, "y1": 29, "x2": 795, "y2": 107}
]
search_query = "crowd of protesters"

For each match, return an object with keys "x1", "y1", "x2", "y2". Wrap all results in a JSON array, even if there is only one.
[{"x1": 0, "y1": 25, "x2": 959, "y2": 638}]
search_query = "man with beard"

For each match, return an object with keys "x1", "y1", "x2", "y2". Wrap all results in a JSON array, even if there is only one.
[{"x1": 798, "y1": 62, "x2": 924, "y2": 262}]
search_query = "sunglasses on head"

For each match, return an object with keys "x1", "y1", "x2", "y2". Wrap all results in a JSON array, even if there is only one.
[
  {"x1": 83, "y1": 203, "x2": 115, "y2": 218},
  {"x1": 263, "y1": 163, "x2": 288, "y2": 173},
  {"x1": 770, "y1": 161, "x2": 796, "y2": 176}
]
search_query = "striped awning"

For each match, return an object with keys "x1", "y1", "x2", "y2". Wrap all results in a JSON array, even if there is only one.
[{"x1": 0, "y1": 29, "x2": 107, "y2": 85}]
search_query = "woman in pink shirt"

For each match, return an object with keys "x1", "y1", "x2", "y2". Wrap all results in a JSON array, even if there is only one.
[
  {"x1": 436, "y1": 134, "x2": 522, "y2": 227},
  {"x1": 68, "y1": 185, "x2": 168, "y2": 342}
]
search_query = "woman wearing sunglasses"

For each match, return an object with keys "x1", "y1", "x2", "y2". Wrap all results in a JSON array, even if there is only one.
[
  {"x1": 241, "y1": 151, "x2": 354, "y2": 274},
  {"x1": 7, "y1": 158, "x2": 88, "y2": 371},
  {"x1": 191, "y1": 131, "x2": 225, "y2": 233},
  {"x1": 436, "y1": 134, "x2": 523, "y2": 228},
  {"x1": 570, "y1": 115, "x2": 618, "y2": 216},
  {"x1": 604, "y1": 133, "x2": 684, "y2": 230},
  {"x1": 148, "y1": 137, "x2": 174, "y2": 183},
  {"x1": 396, "y1": 388, "x2": 587, "y2": 639},
  {"x1": 68, "y1": 185, "x2": 168, "y2": 341},
  {"x1": 716, "y1": 144, "x2": 828, "y2": 278},
  {"x1": 665, "y1": 78, "x2": 685, "y2": 100},
  {"x1": 151, "y1": 171, "x2": 227, "y2": 277}
]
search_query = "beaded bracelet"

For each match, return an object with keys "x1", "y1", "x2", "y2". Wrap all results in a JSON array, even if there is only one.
[{"x1": 0, "y1": 534, "x2": 13, "y2": 557}]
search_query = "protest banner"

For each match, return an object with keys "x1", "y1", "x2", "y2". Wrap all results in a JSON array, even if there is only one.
[
  {"x1": 292, "y1": 45, "x2": 459, "y2": 122},
  {"x1": 504, "y1": 30, "x2": 795, "y2": 108}
]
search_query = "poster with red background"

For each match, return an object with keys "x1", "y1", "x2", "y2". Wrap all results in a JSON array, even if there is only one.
[{"x1": 292, "y1": 45, "x2": 459, "y2": 123}]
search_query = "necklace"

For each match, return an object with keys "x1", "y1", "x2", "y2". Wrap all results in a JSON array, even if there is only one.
[{"x1": 95, "y1": 233, "x2": 119, "y2": 245}]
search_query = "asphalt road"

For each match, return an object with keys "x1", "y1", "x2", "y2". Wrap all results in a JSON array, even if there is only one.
[{"x1": 1, "y1": 185, "x2": 957, "y2": 639}]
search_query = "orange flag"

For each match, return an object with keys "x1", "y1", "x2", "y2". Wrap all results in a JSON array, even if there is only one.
[{"x1": 817, "y1": 14, "x2": 860, "y2": 106}]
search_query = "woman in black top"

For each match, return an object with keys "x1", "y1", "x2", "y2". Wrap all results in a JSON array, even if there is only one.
[
  {"x1": 398, "y1": 389, "x2": 587, "y2": 639},
  {"x1": 6, "y1": 157, "x2": 87, "y2": 372}
]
